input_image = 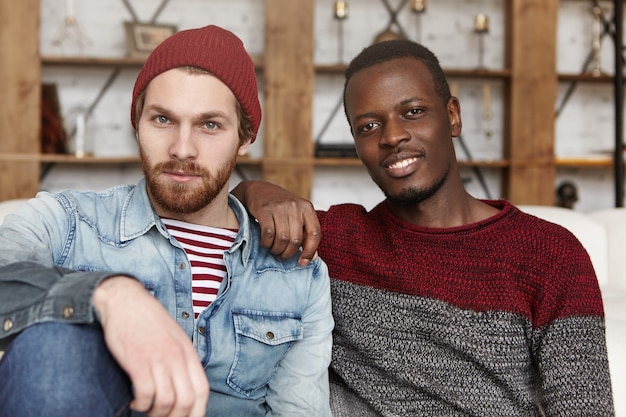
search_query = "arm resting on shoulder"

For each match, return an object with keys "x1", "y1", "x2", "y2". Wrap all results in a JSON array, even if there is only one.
[{"x1": 231, "y1": 180, "x2": 322, "y2": 266}]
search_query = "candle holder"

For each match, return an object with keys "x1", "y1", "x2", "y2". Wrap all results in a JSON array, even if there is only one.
[
  {"x1": 411, "y1": 0, "x2": 426, "y2": 42},
  {"x1": 334, "y1": 1, "x2": 348, "y2": 63},
  {"x1": 474, "y1": 13, "x2": 489, "y2": 68}
]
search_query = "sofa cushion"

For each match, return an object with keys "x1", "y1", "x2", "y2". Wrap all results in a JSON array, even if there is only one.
[{"x1": 590, "y1": 208, "x2": 626, "y2": 290}]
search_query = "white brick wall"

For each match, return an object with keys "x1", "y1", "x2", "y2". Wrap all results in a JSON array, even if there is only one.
[{"x1": 39, "y1": 0, "x2": 620, "y2": 212}]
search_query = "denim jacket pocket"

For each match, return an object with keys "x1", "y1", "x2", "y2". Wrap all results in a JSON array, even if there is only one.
[{"x1": 228, "y1": 310, "x2": 303, "y2": 396}]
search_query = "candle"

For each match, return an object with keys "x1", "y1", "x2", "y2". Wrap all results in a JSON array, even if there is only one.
[
  {"x1": 411, "y1": 0, "x2": 426, "y2": 13},
  {"x1": 334, "y1": 1, "x2": 348, "y2": 20},
  {"x1": 74, "y1": 112, "x2": 86, "y2": 157},
  {"x1": 474, "y1": 14, "x2": 489, "y2": 33}
]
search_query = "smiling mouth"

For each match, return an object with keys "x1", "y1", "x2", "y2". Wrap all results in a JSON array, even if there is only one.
[{"x1": 387, "y1": 157, "x2": 418, "y2": 170}]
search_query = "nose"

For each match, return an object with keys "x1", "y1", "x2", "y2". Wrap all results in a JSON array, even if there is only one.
[
  {"x1": 170, "y1": 125, "x2": 198, "y2": 161},
  {"x1": 380, "y1": 119, "x2": 410, "y2": 147}
]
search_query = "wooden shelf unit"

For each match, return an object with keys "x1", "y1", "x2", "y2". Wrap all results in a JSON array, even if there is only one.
[{"x1": 0, "y1": 0, "x2": 570, "y2": 205}]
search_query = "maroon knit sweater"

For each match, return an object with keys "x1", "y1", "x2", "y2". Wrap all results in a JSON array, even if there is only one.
[{"x1": 318, "y1": 200, "x2": 614, "y2": 417}]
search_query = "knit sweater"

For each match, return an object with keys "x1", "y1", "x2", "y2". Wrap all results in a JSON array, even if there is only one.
[{"x1": 318, "y1": 200, "x2": 614, "y2": 417}]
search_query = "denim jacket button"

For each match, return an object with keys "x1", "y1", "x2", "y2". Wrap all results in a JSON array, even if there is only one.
[
  {"x1": 178, "y1": 262, "x2": 186, "y2": 270},
  {"x1": 3, "y1": 319, "x2": 12, "y2": 332},
  {"x1": 62, "y1": 306, "x2": 74, "y2": 319},
  {"x1": 266, "y1": 331, "x2": 275, "y2": 340},
  {"x1": 182, "y1": 311, "x2": 190, "y2": 319},
  {"x1": 198, "y1": 326, "x2": 206, "y2": 335}
]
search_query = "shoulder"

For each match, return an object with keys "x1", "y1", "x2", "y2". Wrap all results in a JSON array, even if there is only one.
[
  {"x1": 509, "y1": 204, "x2": 595, "y2": 246},
  {"x1": 318, "y1": 202, "x2": 384, "y2": 230},
  {"x1": 245, "y1": 213, "x2": 328, "y2": 275},
  {"x1": 56, "y1": 184, "x2": 136, "y2": 208}
]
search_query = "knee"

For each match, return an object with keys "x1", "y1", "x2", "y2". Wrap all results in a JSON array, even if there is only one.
[
  {"x1": 0, "y1": 322, "x2": 131, "y2": 416},
  {"x1": 4, "y1": 322, "x2": 108, "y2": 371}
]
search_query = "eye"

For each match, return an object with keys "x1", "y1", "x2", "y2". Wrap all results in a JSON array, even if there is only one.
[
  {"x1": 155, "y1": 115, "x2": 169, "y2": 124},
  {"x1": 203, "y1": 121, "x2": 219, "y2": 131},
  {"x1": 406, "y1": 107, "x2": 423, "y2": 118},
  {"x1": 359, "y1": 121, "x2": 378, "y2": 134}
]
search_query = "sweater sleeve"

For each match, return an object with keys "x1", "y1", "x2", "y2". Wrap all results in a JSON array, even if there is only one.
[{"x1": 530, "y1": 230, "x2": 614, "y2": 415}]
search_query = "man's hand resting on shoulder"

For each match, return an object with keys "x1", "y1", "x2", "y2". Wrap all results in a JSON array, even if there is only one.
[
  {"x1": 93, "y1": 276, "x2": 209, "y2": 417},
  {"x1": 231, "y1": 180, "x2": 321, "y2": 266}
]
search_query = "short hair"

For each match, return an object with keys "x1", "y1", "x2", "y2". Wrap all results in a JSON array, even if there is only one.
[{"x1": 343, "y1": 39, "x2": 452, "y2": 108}]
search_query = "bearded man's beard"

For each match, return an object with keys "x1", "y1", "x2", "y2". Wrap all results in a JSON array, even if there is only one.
[{"x1": 141, "y1": 149, "x2": 237, "y2": 214}]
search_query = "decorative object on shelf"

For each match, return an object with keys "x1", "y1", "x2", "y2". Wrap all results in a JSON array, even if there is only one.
[
  {"x1": 590, "y1": 4, "x2": 603, "y2": 77},
  {"x1": 474, "y1": 13, "x2": 489, "y2": 68},
  {"x1": 334, "y1": 1, "x2": 348, "y2": 19},
  {"x1": 373, "y1": 28, "x2": 404, "y2": 43},
  {"x1": 124, "y1": 21, "x2": 177, "y2": 58},
  {"x1": 410, "y1": 0, "x2": 426, "y2": 43},
  {"x1": 556, "y1": 181, "x2": 579, "y2": 209},
  {"x1": 51, "y1": 0, "x2": 92, "y2": 54},
  {"x1": 373, "y1": 0, "x2": 409, "y2": 44},
  {"x1": 65, "y1": 107, "x2": 93, "y2": 158},
  {"x1": 555, "y1": 4, "x2": 616, "y2": 119},
  {"x1": 410, "y1": 0, "x2": 426, "y2": 13},
  {"x1": 334, "y1": 1, "x2": 348, "y2": 63},
  {"x1": 41, "y1": 84, "x2": 67, "y2": 155},
  {"x1": 314, "y1": 143, "x2": 358, "y2": 158}
]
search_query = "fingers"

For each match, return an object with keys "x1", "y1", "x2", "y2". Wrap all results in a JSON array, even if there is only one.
[
  {"x1": 129, "y1": 370, "x2": 156, "y2": 413},
  {"x1": 186, "y1": 354, "x2": 210, "y2": 417},
  {"x1": 96, "y1": 279, "x2": 208, "y2": 417},
  {"x1": 234, "y1": 180, "x2": 321, "y2": 261},
  {"x1": 256, "y1": 200, "x2": 321, "y2": 263},
  {"x1": 298, "y1": 212, "x2": 322, "y2": 266},
  {"x1": 130, "y1": 352, "x2": 208, "y2": 417},
  {"x1": 257, "y1": 207, "x2": 303, "y2": 260}
]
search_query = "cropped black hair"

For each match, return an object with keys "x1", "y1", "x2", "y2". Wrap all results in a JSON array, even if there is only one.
[{"x1": 343, "y1": 39, "x2": 452, "y2": 108}]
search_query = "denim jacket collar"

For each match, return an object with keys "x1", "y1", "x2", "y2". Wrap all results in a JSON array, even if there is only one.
[{"x1": 120, "y1": 178, "x2": 252, "y2": 265}]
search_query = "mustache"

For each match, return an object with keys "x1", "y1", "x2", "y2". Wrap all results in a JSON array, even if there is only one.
[{"x1": 153, "y1": 160, "x2": 207, "y2": 176}]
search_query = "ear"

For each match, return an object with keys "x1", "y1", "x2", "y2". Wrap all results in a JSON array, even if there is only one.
[
  {"x1": 237, "y1": 137, "x2": 253, "y2": 156},
  {"x1": 447, "y1": 97, "x2": 462, "y2": 137}
]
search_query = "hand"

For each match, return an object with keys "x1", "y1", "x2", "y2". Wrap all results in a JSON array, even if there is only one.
[
  {"x1": 231, "y1": 181, "x2": 321, "y2": 265},
  {"x1": 93, "y1": 276, "x2": 209, "y2": 417}
]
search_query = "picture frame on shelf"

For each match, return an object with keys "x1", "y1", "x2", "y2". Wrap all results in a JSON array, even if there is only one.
[{"x1": 124, "y1": 21, "x2": 177, "y2": 58}]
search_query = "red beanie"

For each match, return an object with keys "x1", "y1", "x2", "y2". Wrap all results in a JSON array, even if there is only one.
[{"x1": 130, "y1": 25, "x2": 261, "y2": 141}]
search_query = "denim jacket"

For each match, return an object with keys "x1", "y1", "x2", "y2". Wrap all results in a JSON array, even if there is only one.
[{"x1": 0, "y1": 179, "x2": 333, "y2": 416}]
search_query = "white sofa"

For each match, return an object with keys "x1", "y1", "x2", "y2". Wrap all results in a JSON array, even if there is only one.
[{"x1": 0, "y1": 200, "x2": 624, "y2": 413}]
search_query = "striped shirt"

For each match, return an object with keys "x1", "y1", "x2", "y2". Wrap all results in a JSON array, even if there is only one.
[{"x1": 162, "y1": 218, "x2": 237, "y2": 319}]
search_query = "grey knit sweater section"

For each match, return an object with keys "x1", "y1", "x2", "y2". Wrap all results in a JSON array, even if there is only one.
[{"x1": 328, "y1": 280, "x2": 613, "y2": 417}]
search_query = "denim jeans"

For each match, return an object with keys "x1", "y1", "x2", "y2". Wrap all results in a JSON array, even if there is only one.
[{"x1": 0, "y1": 322, "x2": 132, "y2": 417}]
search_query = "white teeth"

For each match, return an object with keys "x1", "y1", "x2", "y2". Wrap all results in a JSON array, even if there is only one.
[{"x1": 389, "y1": 158, "x2": 417, "y2": 169}]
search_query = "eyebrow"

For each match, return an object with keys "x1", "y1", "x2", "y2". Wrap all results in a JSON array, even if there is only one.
[
  {"x1": 353, "y1": 97, "x2": 423, "y2": 121},
  {"x1": 144, "y1": 104, "x2": 231, "y2": 123}
]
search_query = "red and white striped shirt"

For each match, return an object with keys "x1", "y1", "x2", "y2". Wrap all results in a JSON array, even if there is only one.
[{"x1": 162, "y1": 218, "x2": 237, "y2": 319}]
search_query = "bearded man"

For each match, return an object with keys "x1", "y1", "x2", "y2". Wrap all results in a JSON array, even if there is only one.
[{"x1": 0, "y1": 25, "x2": 333, "y2": 417}]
